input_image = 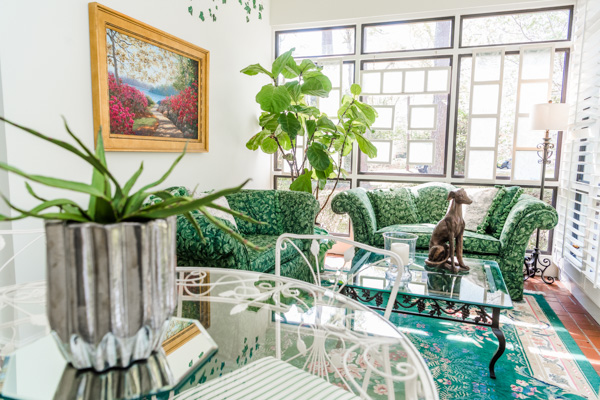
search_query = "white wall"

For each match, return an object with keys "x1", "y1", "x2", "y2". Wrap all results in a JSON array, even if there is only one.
[
  {"x1": 0, "y1": 0, "x2": 272, "y2": 282},
  {"x1": 271, "y1": 0, "x2": 571, "y2": 26}
]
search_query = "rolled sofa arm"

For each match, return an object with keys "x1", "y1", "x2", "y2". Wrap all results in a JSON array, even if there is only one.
[
  {"x1": 331, "y1": 188, "x2": 378, "y2": 246},
  {"x1": 278, "y1": 191, "x2": 319, "y2": 235},
  {"x1": 498, "y1": 194, "x2": 558, "y2": 300}
]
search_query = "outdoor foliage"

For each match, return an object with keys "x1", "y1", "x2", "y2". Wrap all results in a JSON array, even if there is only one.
[
  {"x1": 108, "y1": 73, "x2": 149, "y2": 135},
  {"x1": 158, "y1": 80, "x2": 199, "y2": 136},
  {"x1": 0, "y1": 117, "x2": 262, "y2": 249},
  {"x1": 241, "y1": 48, "x2": 378, "y2": 219}
]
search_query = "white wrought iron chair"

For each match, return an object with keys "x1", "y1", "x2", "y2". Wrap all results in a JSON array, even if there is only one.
[
  {"x1": 275, "y1": 233, "x2": 407, "y2": 320},
  {"x1": 0, "y1": 228, "x2": 48, "y2": 358},
  {"x1": 274, "y1": 233, "x2": 437, "y2": 400}
]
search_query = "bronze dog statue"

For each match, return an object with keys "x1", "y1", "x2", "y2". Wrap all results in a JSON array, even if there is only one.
[{"x1": 425, "y1": 188, "x2": 473, "y2": 273}]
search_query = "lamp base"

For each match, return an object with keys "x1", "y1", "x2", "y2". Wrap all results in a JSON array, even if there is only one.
[{"x1": 524, "y1": 247, "x2": 555, "y2": 284}]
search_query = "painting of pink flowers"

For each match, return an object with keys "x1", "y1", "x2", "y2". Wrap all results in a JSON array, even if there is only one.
[{"x1": 106, "y1": 28, "x2": 199, "y2": 139}]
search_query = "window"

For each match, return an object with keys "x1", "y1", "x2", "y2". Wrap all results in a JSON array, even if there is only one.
[
  {"x1": 276, "y1": 26, "x2": 356, "y2": 58},
  {"x1": 454, "y1": 49, "x2": 569, "y2": 180},
  {"x1": 273, "y1": 7, "x2": 572, "y2": 237},
  {"x1": 460, "y1": 7, "x2": 572, "y2": 47},
  {"x1": 362, "y1": 18, "x2": 453, "y2": 54}
]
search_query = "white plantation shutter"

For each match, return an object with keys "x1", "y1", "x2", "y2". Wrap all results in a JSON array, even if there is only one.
[{"x1": 555, "y1": 0, "x2": 600, "y2": 288}]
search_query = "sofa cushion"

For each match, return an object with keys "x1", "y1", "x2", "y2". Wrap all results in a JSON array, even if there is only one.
[
  {"x1": 245, "y1": 234, "x2": 308, "y2": 272},
  {"x1": 462, "y1": 187, "x2": 499, "y2": 232},
  {"x1": 366, "y1": 188, "x2": 419, "y2": 229},
  {"x1": 410, "y1": 183, "x2": 455, "y2": 224},
  {"x1": 375, "y1": 224, "x2": 501, "y2": 255},
  {"x1": 485, "y1": 186, "x2": 524, "y2": 238}
]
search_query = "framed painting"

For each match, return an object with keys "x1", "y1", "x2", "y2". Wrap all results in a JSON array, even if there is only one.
[{"x1": 89, "y1": 3, "x2": 209, "y2": 152}]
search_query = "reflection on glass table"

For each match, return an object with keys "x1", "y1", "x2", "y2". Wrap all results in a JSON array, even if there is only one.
[
  {"x1": 326, "y1": 252, "x2": 513, "y2": 379},
  {"x1": 0, "y1": 268, "x2": 438, "y2": 400}
]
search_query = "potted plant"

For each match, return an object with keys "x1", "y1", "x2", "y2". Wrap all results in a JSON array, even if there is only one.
[
  {"x1": 241, "y1": 49, "x2": 378, "y2": 221},
  {"x1": 0, "y1": 117, "x2": 258, "y2": 372}
]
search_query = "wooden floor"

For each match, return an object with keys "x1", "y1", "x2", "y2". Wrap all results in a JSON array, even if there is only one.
[{"x1": 524, "y1": 276, "x2": 600, "y2": 376}]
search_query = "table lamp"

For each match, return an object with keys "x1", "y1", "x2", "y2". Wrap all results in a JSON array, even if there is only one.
[{"x1": 524, "y1": 100, "x2": 569, "y2": 284}]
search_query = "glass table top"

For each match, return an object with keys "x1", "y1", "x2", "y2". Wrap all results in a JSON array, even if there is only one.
[
  {"x1": 0, "y1": 267, "x2": 438, "y2": 400},
  {"x1": 327, "y1": 251, "x2": 513, "y2": 310}
]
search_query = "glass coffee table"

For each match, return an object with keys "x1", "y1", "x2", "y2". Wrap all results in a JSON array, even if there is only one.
[{"x1": 329, "y1": 252, "x2": 513, "y2": 379}]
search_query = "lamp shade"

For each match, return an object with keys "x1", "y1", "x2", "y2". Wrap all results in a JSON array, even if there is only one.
[{"x1": 530, "y1": 102, "x2": 569, "y2": 130}]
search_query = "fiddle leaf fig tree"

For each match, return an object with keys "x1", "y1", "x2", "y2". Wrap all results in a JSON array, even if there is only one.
[{"x1": 242, "y1": 49, "x2": 378, "y2": 219}]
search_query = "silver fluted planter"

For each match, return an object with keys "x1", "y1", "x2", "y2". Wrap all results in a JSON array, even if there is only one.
[{"x1": 45, "y1": 217, "x2": 177, "y2": 372}]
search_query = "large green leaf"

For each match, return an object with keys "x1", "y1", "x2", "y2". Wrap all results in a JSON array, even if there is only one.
[
  {"x1": 272, "y1": 49, "x2": 294, "y2": 77},
  {"x1": 301, "y1": 74, "x2": 332, "y2": 97},
  {"x1": 276, "y1": 132, "x2": 292, "y2": 151},
  {"x1": 289, "y1": 169, "x2": 313, "y2": 193},
  {"x1": 356, "y1": 133, "x2": 378, "y2": 158},
  {"x1": 305, "y1": 120, "x2": 317, "y2": 139},
  {"x1": 298, "y1": 59, "x2": 317, "y2": 73},
  {"x1": 284, "y1": 81, "x2": 302, "y2": 103},
  {"x1": 256, "y1": 84, "x2": 292, "y2": 113},
  {"x1": 290, "y1": 105, "x2": 320, "y2": 119},
  {"x1": 259, "y1": 113, "x2": 280, "y2": 132},
  {"x1": 317, "y1": 116, "x2": 336, "y2": 133},
  {"x1": 240, "y1": 63, "x2": 274, "y2": 79},
  {"x1": 278, "y1": 113, "x2": 301, "y2": 142},
  {"x1": 355, "y1": 101, "x2": 377, "y2": 125},
  {"x1": 246, "y1": 130, "x2": 270, "y2": 150},
  {"x1": 307, "y1": 143, "x2": 330, "y2": 171},
  {"x1": 281, "y1": 57, "x2": 300, "y2": 79},
  {"x1": 350, "y1": 84, "x2": 362, "y2": 96},
  {"x1": 260, "y1": 137, "x2": 278, "y2": 154}
]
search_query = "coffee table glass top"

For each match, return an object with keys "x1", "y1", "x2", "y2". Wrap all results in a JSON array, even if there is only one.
[{"x1": 330, "y1": 251, "x2": 513, "y2": 309}]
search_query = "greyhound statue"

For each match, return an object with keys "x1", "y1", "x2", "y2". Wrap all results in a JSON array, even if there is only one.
[{"x1": 425, "y1": 188, "x2": 473, "y2": 273}]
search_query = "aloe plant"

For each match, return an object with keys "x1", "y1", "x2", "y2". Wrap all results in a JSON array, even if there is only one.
[{"x1": 0, "y1": 117, "x2": 261, "y2": 249}]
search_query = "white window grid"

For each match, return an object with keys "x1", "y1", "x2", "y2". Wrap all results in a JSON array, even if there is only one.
[
  {"x1": 464, "y1": 49, "x2": 505, "y2": 182},
  {"x1": 510, "y1": 44, "x2": 555, "y2": 183}
]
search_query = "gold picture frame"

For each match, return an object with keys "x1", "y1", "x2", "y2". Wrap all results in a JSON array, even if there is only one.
[{"x1": 89, "y1": 3, "x2": 209, "y2": 152}]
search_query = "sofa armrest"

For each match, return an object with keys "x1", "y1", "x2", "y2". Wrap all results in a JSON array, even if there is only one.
[
  {"x1": 331, "y1": 188, "x2": 378, "y2": 246},
  {"x1": 499, "y1": 194, "x2": 558, "y2": 250},
  {"x1": 498, "y1": 195, "x2": 558, "y2": 300},
  {"x1": 175, "y1": 212, "x2": 248, "y2": 264},
  {"x1": 278, "y1": 191, "x2": 319, "y2": 235}
]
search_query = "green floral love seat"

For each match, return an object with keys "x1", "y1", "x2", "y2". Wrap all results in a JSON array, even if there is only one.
[
  {"x1": 146, "y1": 187, "x2": 330, "y2": 283},
  {"x1": 331, "y1": 182, "x2": 558, "y2": 301}
]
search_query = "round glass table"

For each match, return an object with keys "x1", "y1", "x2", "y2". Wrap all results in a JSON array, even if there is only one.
[{"x1": 0, "y1": 267, "x2": 437, "y2": 400}]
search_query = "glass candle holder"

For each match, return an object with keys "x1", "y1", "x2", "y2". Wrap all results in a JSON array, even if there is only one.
[{"x1": 383, "y1": 232, "x2": 418, "y2": 281}]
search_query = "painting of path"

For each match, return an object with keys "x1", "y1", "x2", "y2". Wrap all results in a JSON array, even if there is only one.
[{"x1": 106, "y1": 28, "x2": 199, "y2": 139}]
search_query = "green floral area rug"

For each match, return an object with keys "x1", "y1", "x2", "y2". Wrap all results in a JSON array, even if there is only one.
[{"x1": 387, "y1": 293, "x2": 600, "y2": 400}]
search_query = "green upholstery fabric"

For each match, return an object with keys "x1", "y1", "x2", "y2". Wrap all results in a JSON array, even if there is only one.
[
  {"x1": 486, "y1": 186, "x2": 524, "y2": 238},
  {"x1": 331, "y1": 188, "x2": 378, "y2": 246},
  {"x1": 146, "y1": 187, "x2": 329, "y2": 282},
  {"x1": 411, "y1": 182, "x2": 454, "y2": 224},
  {"x1": 375, "y1": 224, "x2": 501, "y2": 255},
  {"x1": 331, "y1": 182, "x2": 559, "y2": 301},
  {"x1": 367, "y1": 188, "x2": 419, "y2": 229}
]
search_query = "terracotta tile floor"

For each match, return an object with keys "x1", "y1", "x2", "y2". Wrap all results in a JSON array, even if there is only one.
[{"x1": 524, "y1": 276, "x2": 600, "y2": 375}]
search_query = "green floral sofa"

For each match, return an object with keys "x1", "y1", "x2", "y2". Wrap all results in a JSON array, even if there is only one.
[
  {"x1": 331, "y1": 182, "x2": 558, "y2": 301},
  {"x1": 146, "y1": 187, "x2": 329, "y2": 283}
]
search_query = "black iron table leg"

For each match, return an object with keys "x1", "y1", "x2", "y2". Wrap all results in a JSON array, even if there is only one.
[{"x1": 489, "y1": 308, "x2": 505, "y2": 379}]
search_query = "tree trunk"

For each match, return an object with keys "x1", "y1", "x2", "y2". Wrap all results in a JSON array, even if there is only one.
[{"x1": 108, "y1": 31, "x2": 119, "y2": 83}]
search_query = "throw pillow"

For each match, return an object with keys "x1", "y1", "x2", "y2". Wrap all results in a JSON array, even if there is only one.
[
  {"x1": 485, "y1": 186, "x2": 524, "y2": 238},
  {"x1": 461, "y1": 187, "x2": 499, "y2": 232},
  {"x1": 194, "y1": 191, "x2": 238, "y2": 230},
  {"x1": 367, "y1": 188, "x2": 419, "y2": 229}
]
